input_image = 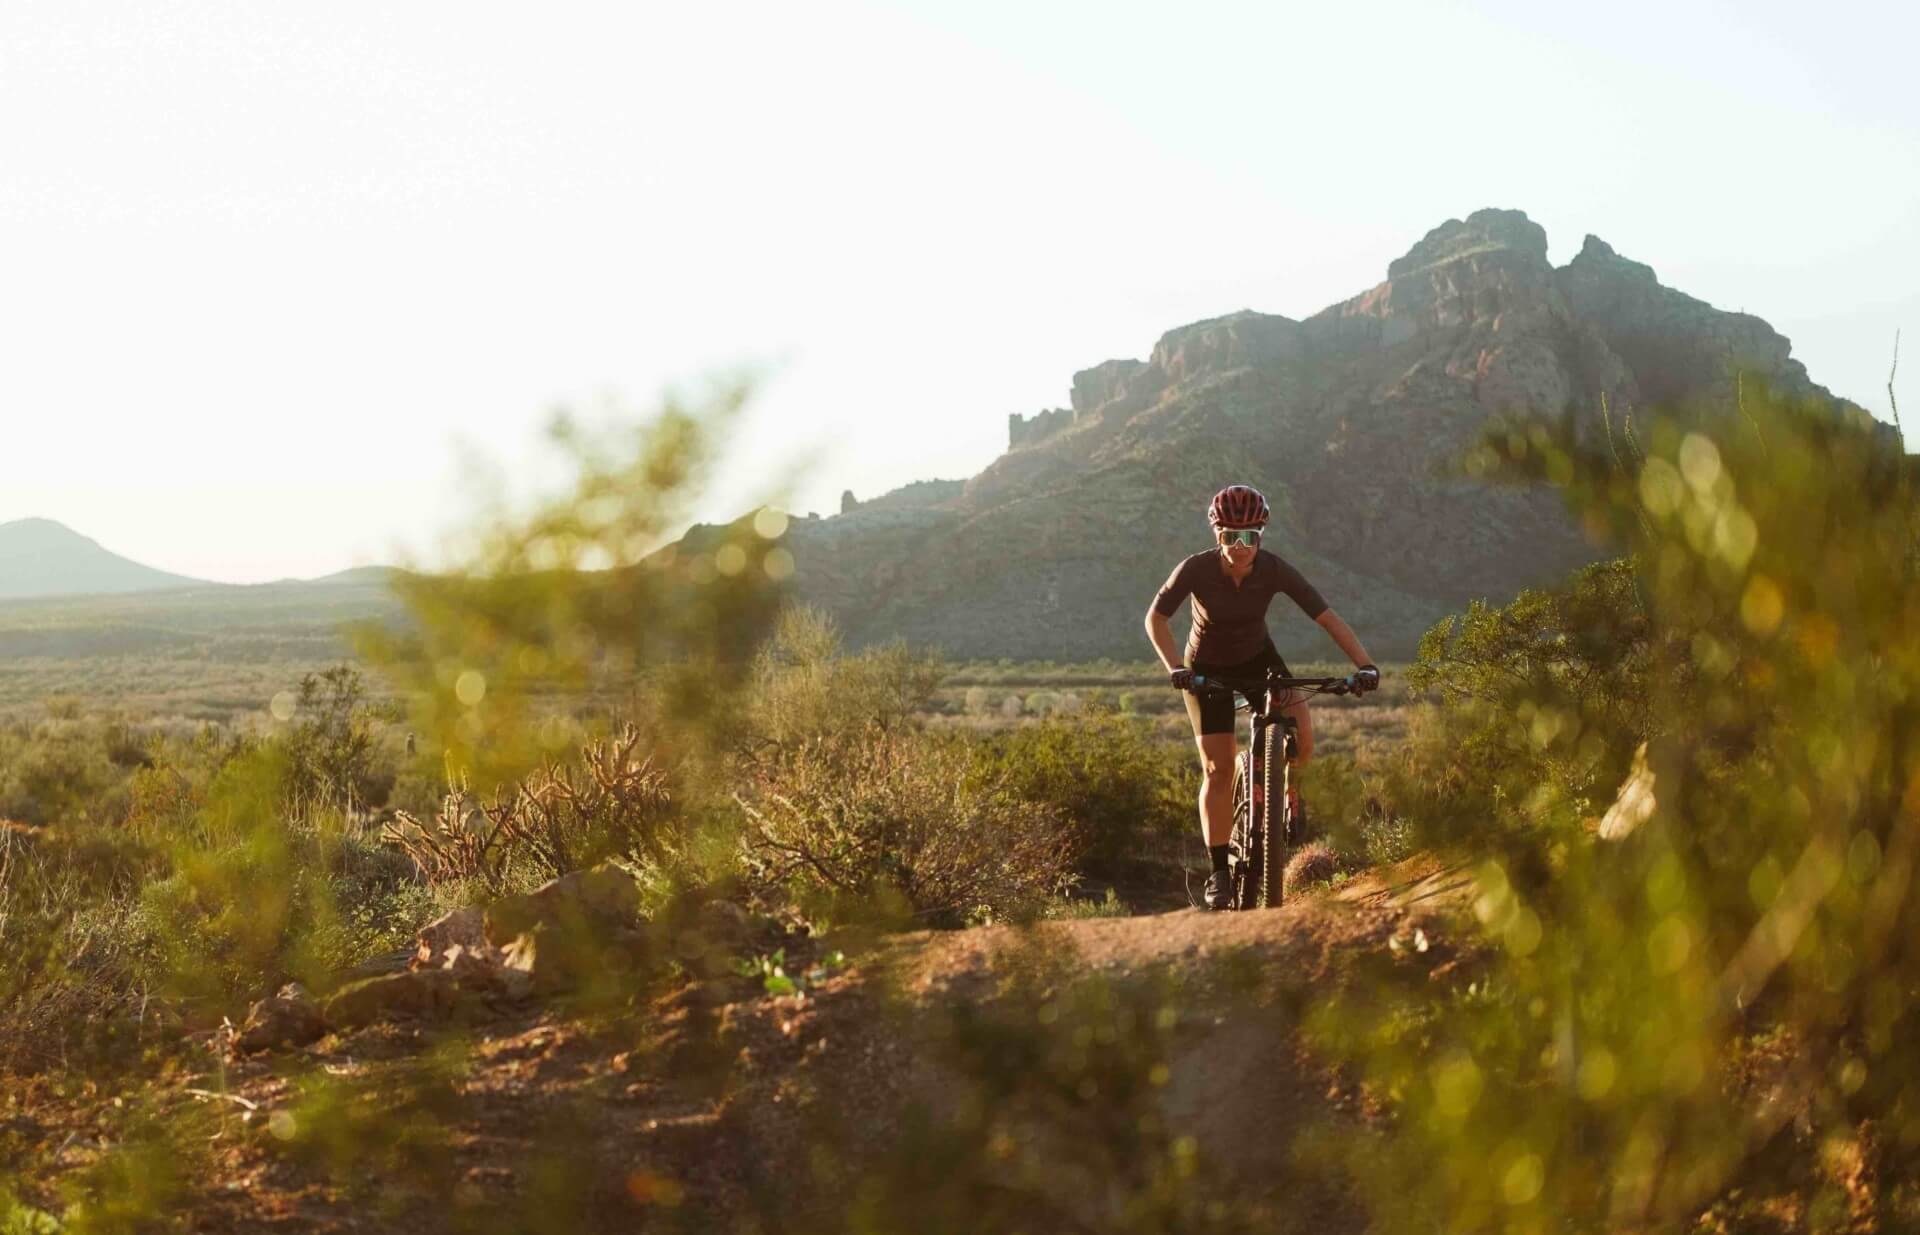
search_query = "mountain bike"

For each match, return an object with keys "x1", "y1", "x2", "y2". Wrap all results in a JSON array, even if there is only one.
[{"x1": 1187, "y1": 670, "x2": 1369, "y2": 909}]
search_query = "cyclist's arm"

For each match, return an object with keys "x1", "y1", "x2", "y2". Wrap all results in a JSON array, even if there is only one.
[
  {"x1": 1144, "y1": 608, "x2": 1183, "y2": 673},
  {"x1": 1314, "y1": 608, "x2": 1375, "y2": 669},
  {"x1": 1145, "y1": 560, "x2": 1192, "y2": 672},
  {"x1": 1273, "y1": 557, "x2": 1376, "y2": 669}
]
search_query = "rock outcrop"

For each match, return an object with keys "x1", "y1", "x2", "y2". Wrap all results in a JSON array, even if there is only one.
[
  {"x1": 1008, "y1": 407, "x2": 1077, "y2": 451},
  {"x1": 771, "y1": 208, "x2": 1877, "y2": 659}
]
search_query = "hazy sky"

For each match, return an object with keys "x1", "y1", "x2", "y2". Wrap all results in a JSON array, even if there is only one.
[{"x1": 3, "y1": 0, "x2": 1914, "y2": 583}]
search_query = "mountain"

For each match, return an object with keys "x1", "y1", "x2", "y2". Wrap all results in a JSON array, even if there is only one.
[
  {"x1": 770, "y1": 208, "x2": 1873, "y2": 661},
  {"x1": 0, "y1": 518, "x2": 211, "y2": 600},
  {"x1": 0, "y1": 519, "x2": 407, "y2": 603}
]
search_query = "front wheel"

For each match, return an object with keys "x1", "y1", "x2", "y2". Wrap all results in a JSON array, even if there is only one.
[
  {"x1": 1229, "y1": 752, "x2": 1255, "y2": 909},
  {"x1": 1260, "y1": 730, "x2": 1289, "y2": 908}
]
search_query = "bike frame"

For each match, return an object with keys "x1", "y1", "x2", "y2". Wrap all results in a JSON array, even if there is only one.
[{"x1": 1191, "y1": 670, "x2": 1359, "y2": 910}]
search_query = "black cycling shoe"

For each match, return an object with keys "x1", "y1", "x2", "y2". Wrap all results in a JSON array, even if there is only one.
[{"x1": 1202, "y1": 869, "x2": 1234, "y2": 911}]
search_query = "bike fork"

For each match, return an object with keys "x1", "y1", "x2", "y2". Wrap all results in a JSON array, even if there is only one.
[{"x1": 1249, "y1": 719, "x2": 1266, "y2": 820}]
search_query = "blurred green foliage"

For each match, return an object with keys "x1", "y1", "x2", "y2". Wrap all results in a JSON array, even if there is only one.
[
  {"x1": 1313, "y1": 385, "x2": 1920, "y2": 1230},
  {"x1": 349, "y1": 381, "x2": 787, "y2": 792},
  {"x1": 772, "y1": 930, "x2": 1278, "y2": 1235},
  {"x1": 18, "y1": 366, "x2": 1918, "y2": 1233}
]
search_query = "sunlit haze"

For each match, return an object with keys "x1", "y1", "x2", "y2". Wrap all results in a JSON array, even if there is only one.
[{"x1": 3, "y1": 0, "x2": 1914, "y2": 583}]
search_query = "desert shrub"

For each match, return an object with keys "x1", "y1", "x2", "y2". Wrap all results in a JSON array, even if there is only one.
[
  {"x1": 0, "y1": 717, "x2": 126, "y2": 827},
  {"x1": 747, "y1": 606, "x2": 942, "y2": 748},
  {"x1": 123, "y1": 764, "x2": 203, "y2": 841},
  {"x1": 0, "y1": 826, "x2": 143, "y2": 1062},
  {"x1": 1043, "y1": 887, "x2": 1131, "y2": 919},
  {"x1": 0, "y1": 728, "x2": 437, "y2": 1060},
  {"x1": 739, "y1": 729, "x2": 1080, "y2": 928},
  {"x1": 1356, "y1": 798, "x2": 1415, "y2": 867},
  {"x1": 1312, "y1": 386, "x2": 1920, "y2": 1229},
  {"x1": 382, "y1": 722, "x2": 678, "y2": 893},
  {"x1": 1389, "y1": 557, "x2": 1657, "y2": 837},
  {"x1": 279, "y1": 665, "x2": 395, "y2": 821},
  {"x1": 961, "y1": 709, "x2": 1190, "y2": 875},
  {"x1": 134, "y1": 804, "x2": 430, "y2": 1010}
]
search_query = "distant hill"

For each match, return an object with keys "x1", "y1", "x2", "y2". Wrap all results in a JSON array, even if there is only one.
[
  {"x1": 0, "y1": 518, "x2": 210, "y2": 600},
  {"x1": 0, "y1": 518, "x2": 404, "y2": 602},
  {"x1": 757, "y1": 208, "x2": 1884, "y2": 661}
]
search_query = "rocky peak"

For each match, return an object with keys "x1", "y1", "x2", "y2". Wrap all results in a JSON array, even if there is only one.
[
  {"x1": 1148, "y1": 310, "x2": 1303, "y2": 385},
  {"x1": 1566, "y1": 233, "x2": 1660, "y2": 284},
  {"x1": 1070, "y1": 358, "x2": 1150, "y2": 416},
  {"x1": 1386, "y1": 208, "x2": 1550, "y2": 280},
  {"x1": 1553, "y1": 233, "x2": 1831, "y2": 411}
]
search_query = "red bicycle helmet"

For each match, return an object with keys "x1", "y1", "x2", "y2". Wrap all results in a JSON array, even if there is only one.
[{"x1": 1207, "y1": 484, "x2": 1269, "y2": 529}]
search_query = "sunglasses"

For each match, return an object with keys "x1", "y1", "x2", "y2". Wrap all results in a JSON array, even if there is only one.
[{"x1": 1216, "y1": 528, "x2": 1262, "y2": 547}]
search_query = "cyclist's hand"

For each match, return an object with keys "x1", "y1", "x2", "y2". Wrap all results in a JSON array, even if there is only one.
[
  {"x1": 1169, "y1": 667, "x2": 1197, "y2": 692},
  {"x1": 1352, "y1": 664, "x2": 1381, "y2": 694}
]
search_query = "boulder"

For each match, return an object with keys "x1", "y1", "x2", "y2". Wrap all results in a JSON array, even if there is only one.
[
  {"x1": 415, "y1": 906, "x2": 493, "y2": 969},
  {"x1": 695, "y1": 899, "x2": 758, "y2": 950},
  {"x1": 442, "y1": 942, "x2": 534, "y2": 1004},
  {"x1": 234, "y1": 983, "x2": 326, "y2": 1054},
  {"x1": 339, "y1": 948, "x2": 414, "y2": 982},
  {"x1": 499, "y1": 924, "x2": 576, "y2": 997},
  {"x1": 497, "y1": 920, "x2": 656, "y2": 996},
  {"x1": 484, "y1": 863, "x2": 641, "y2": 949},
  {"x1": 323, "y1": 969, "x2": 458, "y2": 1031}
]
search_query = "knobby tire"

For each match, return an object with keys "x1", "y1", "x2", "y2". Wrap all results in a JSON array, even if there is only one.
[
  {"x1": 1261, "y1": 723, "x2": 1288, "y2": 909},
  {"x1": 1230, "y1": 754, "x2": 1252, "y2": 910}
]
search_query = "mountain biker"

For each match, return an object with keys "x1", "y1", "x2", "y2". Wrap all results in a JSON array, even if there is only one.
[{"x1": 1143, "y1": 484, "x2": 1380, "y2": 911}]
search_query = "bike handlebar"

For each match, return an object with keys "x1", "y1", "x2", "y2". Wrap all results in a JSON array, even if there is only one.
[{"x1": 1185, "y1": 671, "x2": 1373, "y2": 699}]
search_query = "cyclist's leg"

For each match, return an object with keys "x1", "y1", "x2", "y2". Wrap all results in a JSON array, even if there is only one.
[
  {"x1": 1195, "y1": 733, "x2": 1236, "y2": 846},
  {"x1": 1262, "y1": 643, "x2": 1314, "y2": 766},
  {"x1": 1180, "y1": 679, "x2": 1239, "y2": 846},
  {"x1": 1282, "y1": 692, "x2": 1314, "y2": 764}
]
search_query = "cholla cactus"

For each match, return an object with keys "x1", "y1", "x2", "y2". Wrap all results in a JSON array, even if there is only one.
[
  {"x1": 1282, "y1": 841, "x2": 1339, "y2": 897},
  {"x1": 380, "y1": 724, "x2": 671, "y2": 890}
]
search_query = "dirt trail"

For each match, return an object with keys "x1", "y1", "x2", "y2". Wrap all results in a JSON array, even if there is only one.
[
  {"x1": 13, "y1": 857, "x2": 1476, "y2": 1233},
  {"x1": 909, "y1": 854, "x2": 1472, "y2": 994}
]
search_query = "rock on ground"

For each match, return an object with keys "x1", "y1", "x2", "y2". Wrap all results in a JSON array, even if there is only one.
[
  {"x1": 415, "y1": 905, "x2": 494, "y2": 969},
  {"x1": 484, "y1": 863, "x2": 640, "y2": 949},
  {"x1": 234, "y1": 983, "x2": 327, "y2": 1054},
  {"x1": 323, "y1": 969, "x2": 459, "y2": 1031}
]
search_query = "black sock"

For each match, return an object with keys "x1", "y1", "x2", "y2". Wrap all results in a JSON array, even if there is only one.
[{"x1": 1209, "y1": 844, "x2": 1230, "y2": 873}]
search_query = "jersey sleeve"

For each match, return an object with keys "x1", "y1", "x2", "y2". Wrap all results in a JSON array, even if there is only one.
[
  {"x1": 1152, "y1": 558, "x2": 1193, "y2": 617},
  {"x1": 1274, "y1": 557, "x2": 1329, "y2": 620}
]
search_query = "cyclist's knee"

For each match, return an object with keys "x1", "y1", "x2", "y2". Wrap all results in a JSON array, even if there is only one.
[{"x1": 1195, "y1": 735, "x2": 1235, "y2": 784}]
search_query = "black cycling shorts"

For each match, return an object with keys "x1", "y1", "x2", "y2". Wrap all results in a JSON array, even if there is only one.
[{"x1": 1181, "y1": 641, "x2": 1293, "y2": 737}]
